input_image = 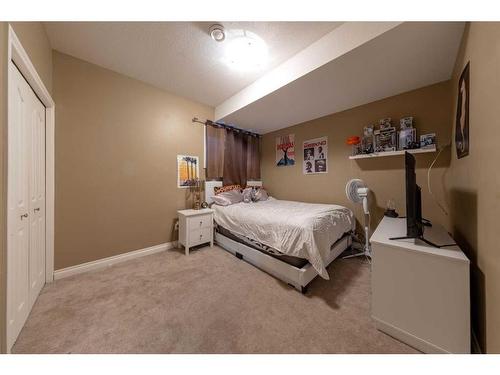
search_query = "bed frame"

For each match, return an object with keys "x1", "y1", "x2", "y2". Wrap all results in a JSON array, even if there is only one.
[{"x1": 205, "y1": 180, "x2": 352, "y2": 293}]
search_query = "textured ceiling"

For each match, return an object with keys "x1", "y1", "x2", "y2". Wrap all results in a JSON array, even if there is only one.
[
  {"x1": 44, "y1": 22, "x2": 342, "y2": 106},
  {"x1": 220, "y1": 22, "x2": 465, "y2": 134}
]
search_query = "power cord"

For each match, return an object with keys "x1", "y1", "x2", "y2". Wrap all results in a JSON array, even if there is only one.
[{"x1": 427, "y1": 142, "x2": 451, "y2": 216}]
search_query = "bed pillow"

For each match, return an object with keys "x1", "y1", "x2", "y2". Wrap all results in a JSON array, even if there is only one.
[
  {"x1": 214, "y1": 184, "x2": 241, "y2": 195},
  {"x1": 252, "y1": 187, "x2": 269, "y2": 202},
  {"x1": 212, "y1": 189, "x2": 243, "y2": 206}
]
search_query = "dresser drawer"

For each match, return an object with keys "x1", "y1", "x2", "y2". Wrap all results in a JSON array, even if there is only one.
[
  {"x1": 189, "y1": 227, "x2": 213, "y2": 246},
  {"x1": 187, "y1": 214, "x2": 212, "y2": 230}
]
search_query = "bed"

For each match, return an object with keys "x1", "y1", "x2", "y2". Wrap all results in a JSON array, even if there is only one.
[{"x1": 206, "y1": 181, "x2": 355, "y2": 293}]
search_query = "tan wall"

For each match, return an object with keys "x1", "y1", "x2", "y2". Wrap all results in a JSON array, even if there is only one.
[
  {"x1": 262, "y1": 80, "x2": 453, "y2": 241},
  {"x1": 447, "y1": 22, "x2": 500, "y2": 353},
  {"x1": 53, "y1": 51, "x2": 213, "y2": 269},
  {"x1": 0, "y1": 22, "x2": 8, "y2": 354},
  {"x1": 10, "y1": 22, "x2": 53, "y2": 94}
]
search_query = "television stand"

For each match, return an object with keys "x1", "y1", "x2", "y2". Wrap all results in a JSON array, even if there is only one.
[
  {"x1": 388, "y1": 217, "x2": 455, "y2": 248},
  {"x1": 397, "y1": 216, "x2": 432, "y2": 227},
  {"x1": 370, "y1": 216, "x2": 470, "y2": 353},
  {"x1": 389, "y1": 234, "x2": 441, "y2": 248}
]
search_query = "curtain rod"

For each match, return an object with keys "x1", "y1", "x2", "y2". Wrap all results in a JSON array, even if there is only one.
[{"x1": 192, "y1": 117, "x2": 261, "y2": 138}]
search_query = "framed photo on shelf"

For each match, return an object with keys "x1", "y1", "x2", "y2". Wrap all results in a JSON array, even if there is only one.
[
  {"x1": 398, "y1": 128, "x2": 416, "y2": 150},
  {"x1": 420, "y1": 133, "x2": 436, "y2": 149}
]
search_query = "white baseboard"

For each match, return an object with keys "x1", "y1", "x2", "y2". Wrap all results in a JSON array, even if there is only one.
[{"x1": 53, "y1": 241, "x2": 178, "y2": 280}]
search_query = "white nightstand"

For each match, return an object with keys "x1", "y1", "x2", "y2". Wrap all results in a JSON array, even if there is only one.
[{"x1": 178, "y1": 209, "x2": 214, "y2": 255}]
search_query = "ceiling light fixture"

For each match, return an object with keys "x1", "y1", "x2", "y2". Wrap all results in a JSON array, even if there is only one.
[
  {"x1": 209, "y1": 24, "x2": 225, "y2": 42},
  {"x1": 221, "y1": 29, "x2": 268, "y2": 71}
]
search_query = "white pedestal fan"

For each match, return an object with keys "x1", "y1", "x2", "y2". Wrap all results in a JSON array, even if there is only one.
[{"x1": 343, "y1": 179, "x2": 372, "y2": 259}]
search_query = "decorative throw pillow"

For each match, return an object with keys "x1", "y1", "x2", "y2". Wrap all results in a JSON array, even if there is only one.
[
  {"x1": 212, "y1": 189, "x2": 243, "y2": 206},
  {"x1": 242, "y1": 187, "x2": 253, "y2": 203},
  {"x1": 253, "y1": 188, "x2": 269, "y2": 201},
  {"x1": 214, "y1": 184, "x2": 241, "y2": 195}
]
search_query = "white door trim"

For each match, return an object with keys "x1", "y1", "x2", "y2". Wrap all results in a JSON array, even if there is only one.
[
  {"x1": 6, "y1": 25, "x2": 55, "y2": 352},
  {"x1": 7, "y1": 25, "x2": 55, "y2": 285}
]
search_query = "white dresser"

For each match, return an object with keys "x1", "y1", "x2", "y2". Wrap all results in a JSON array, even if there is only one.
[
  {"x1": 370, "y1": 216, "x2": 470, "y2": 353},
  {"x1": 178, "y1": 209, "x2": 214, "y2": 255}
]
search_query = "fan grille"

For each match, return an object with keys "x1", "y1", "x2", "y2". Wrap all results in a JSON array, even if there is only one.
[{"x1": 346, "y1": 179, "x2": 366, "y2": 203}]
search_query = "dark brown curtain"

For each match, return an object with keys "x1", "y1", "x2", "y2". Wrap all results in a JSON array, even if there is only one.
[
  {"x1": 246, "y1": 134, "x2": 261, "y2": 180},
  {"x1": 223, "y1": 129, "x2": 248, "y2": 186},
  {"x1": 206, "y1": 125, "x2": 225, "y2": 179},
  {"x1": 206, "y1": 123, "x2": 261, "y2": 186}
]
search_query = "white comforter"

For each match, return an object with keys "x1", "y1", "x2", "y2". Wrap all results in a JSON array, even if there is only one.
[{"x1": 213, "y1": 198, "x2": 355, "y2": 279}]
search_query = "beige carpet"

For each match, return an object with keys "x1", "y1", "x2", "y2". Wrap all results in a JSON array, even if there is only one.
[{"x1": 12, "y1": 245, "x2": 417, "y2": 354}]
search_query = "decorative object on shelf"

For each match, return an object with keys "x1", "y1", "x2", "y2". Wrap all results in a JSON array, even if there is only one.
[
  {"x1": 375, "y1": 118, "x2": 397, "y2": 152},
  {"x1": 384, "y1": 199, "x2": 399, "y2": 218},
  {"x1": 177, "y1": 155, "x2": 200, "y2": 188},
  {"x1": 400, "y1": 116, "x2": 414, "y2": 129},
  {"x1": 455, "y1": 62, "x2": 470, "y2": 159},
  {"x1": 348, "y1": 115, "x2": 439, "y2": 159},
  {"x1": 420, "y1": 133, "x2": 436, "y2": 149},
  {"x1": 303, "y1": 136, "x2": 328, "y2": 174},
  {"x1": 275, "y1": 134, "x2": 295, "y2": 166},
  {"x1": 379, "y1": 118, "x2": 393, "y2": 129},
  {"x1": 346, "y1": 136, "x2": 361, "y2": 156},
  {"x1": 201, "y1": 201, "x2": 209, "y2": 209},
  {"x1": 398, "y1": 117, "x2": 417, "y2": 150},
  {"x1": 190, "y1": 178, "x2": 203, "y2": 210},
  {"x1": 361, "y1": 125, "x2": 374, "y2": 154}
]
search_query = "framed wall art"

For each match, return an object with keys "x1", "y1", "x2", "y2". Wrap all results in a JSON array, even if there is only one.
[
  {"x1": 455, "y1": 62, "x2": 470, "y2": 159},
  {"x1": 275, "y1": 134, "x2": 295, "y2": 166},
  {"x1": 303, "y1": 136, "x2": 328, "y2": 174},
  {"x1": 177, "y1": 155, "x2": 199, "y2": 188}
]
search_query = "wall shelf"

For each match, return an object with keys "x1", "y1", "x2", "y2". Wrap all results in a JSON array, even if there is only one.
[{"x1": 348, "y1": 146, "x2": 436, "y2": 160}]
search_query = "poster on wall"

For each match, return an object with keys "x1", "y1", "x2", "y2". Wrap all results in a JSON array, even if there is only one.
[
  {"x1": 303, "y1": 137, "x2": 328, "y2": 174},
  {"x1": 177, "y1": 155, "x2": 199, "y2": 188},
  {"x1": 455, "y1": 62, "x2": 470, "y2": 159},
  {"x1": 275, "y1": 134, "x2": 295, "y2": 166}
]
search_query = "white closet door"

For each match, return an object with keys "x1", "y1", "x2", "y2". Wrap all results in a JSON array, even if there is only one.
[
  {"x1": 7, "y1": 63, "x2": 31, "y2": 348},
  {"x1": 28, "y1": 86, "x2": 46, "y2": 308},
  {"x1": 7, "y1": 62, "x2": 46, "y2": 349}
]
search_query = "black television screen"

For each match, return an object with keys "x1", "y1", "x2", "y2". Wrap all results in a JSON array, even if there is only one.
[{"x1": 405, "y1": 152, "x2": 423, "y2": 238}]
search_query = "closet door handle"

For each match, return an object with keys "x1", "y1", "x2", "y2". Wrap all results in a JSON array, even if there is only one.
[
  {"x1": 34, "y1": 208, "x2": 40, "y2": 212},
  {"x1": 20, "y1": 213, "x2": 29, "y2": 220}
]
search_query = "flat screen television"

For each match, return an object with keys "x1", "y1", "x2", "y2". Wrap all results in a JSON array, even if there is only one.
[
  {"x1": 404, "y1": 151, "x2": 423, "y2": 238},
  {"x1": 390, "y1": 151, "x2": 443, "y2": 247}
]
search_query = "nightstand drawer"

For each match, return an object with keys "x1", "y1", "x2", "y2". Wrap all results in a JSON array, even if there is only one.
[
  {"x1": 187, "y1": 215, "x2": 212, "y2": 230},
  {"x1": 189, "y1": 227, "x2": 212, "y2": 246}
]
